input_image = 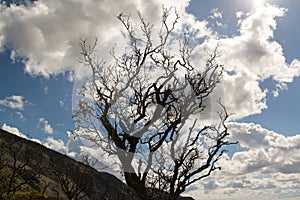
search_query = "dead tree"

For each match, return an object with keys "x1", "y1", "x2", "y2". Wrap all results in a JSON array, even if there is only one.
[
  {"x1": 0, "y1": 136, "x2": 46, "y2": 199},
  {"x1": 73, "y1": 7, "x2": 234, "y2": 200},
  {"x1": 52, "y1": 162, "x2": 91, "y2": 200}
]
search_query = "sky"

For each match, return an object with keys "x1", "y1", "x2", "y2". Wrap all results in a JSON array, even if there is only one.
[{"x1": 0, "y1": 0, "x2": 300, "y2": 199}]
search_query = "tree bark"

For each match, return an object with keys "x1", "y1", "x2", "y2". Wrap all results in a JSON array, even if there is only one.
[{"x1": 124, "y1": 172, "x2": 147, "y2": 198}]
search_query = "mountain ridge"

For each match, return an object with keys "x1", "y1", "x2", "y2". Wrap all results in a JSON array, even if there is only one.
[{"x1": 0, "y1": 128, "x2": 137, "y2": 199}]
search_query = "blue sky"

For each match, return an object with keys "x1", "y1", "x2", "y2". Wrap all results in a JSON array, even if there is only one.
[
  {"x1": 186, "y1": 0, "x2": 300, "y2": 136},
  {"x1": 0, "y1": 0, "x2": 300, "y2": 199},
  {"x1": 0, "y1": 51, "x2": 74, "y2": 141}
]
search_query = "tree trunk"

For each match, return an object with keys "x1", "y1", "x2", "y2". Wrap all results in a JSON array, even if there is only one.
[{"x1": 124, "y1": 172, "x2": 147, "y2": 198}]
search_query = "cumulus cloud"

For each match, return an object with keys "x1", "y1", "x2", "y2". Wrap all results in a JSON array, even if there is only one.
[
  {"x1": 1, "y1": 123, "x2": 28, "y2": 139},
  {"x1": 43, "y1": 136, "x2": 66, "y2": 152},
  {"x1": 228, "y1": 122, "x2": 300, "y2": 174},
  {"x1": 72, "y1": 2, "x2": 300, "y2": 121},
  {"x1": 182, "y1": 122, "x2": 300, "y2": 199},
  {"x1": 0, "y1": 2, "x2": 299, "y2": 121},
  {"x1": 38, "y1": 117, "x2": 54, "y2": 134},
  {"x1": 1, "y1": 123, "x2": 43, "y2": 144},
  {"x1": 0, "y1": 95, "x2": 25, "y2": 110},
  {"x1": 0, "y1": 0, "x2": 144, "y2": 77},
  {"x1": 1, "y1": 2, "x2": 300, "y2": 199},
  {"x1": 198, "y1": 4, "x2": 300, "y2": 119},
  {"x1": 31, "y1": 131, "x2": 76, "y2": 157},
  {"x1": 0, "y1": 0, "x2": 212, "y2": 78},
  {"x1": 3, "y1": 121, "x2": 299, "y2": 199}
]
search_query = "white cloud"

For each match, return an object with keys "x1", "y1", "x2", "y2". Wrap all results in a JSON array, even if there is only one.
[
  {"x1": 59, "y1": 100, "x2": 65, "y2": 107},
  {"x1": 1, "y1": 123, "x2": 42, "y2": 144},
  {"x1": 1, "y1": 123, "x2": 77, "y2": 159},
  {"x1": 0, "y1": 95, "x2": 24, "y2": 110},
  {"x1": 1, "y1": 2, "x2": 300, "y2": 199},
  {"x1": 0, "y1": 2, "x2": 298, "y2": 121},
  {"x1": 43, "y1": 86, "x2": 48, "y2": 94},
  {"x1": 210, "y1": 8, "x2": 223, "y2": 19},
  {"x1": 0, "y1": 0, "x2": 160, "y2": 77},
  {"x1": 227, "y1": 122, "x2": 300, "y2": 175},
  {"x1": 15, "y1": 111, "x2": 25, "y2": 121},
  {"x1": 182, "y1": 122, "x2": 300, "y2": 200},
  {"x1": 3, "y1": 121, "x2": 299, "y2": 199},
  {"x1": 43, "y1": 136, "x2": 67, "y2": 154},
  {"x1": 58, "y1": 95, "x2": 69, "y2": 110},
  {"x1": 38, "y1": 117, "x2": 54, "y2": 134},
  {"x1": 0, "y1": 0, "x2": 212, "y2": 78},
  {"x1": 236, "y1": 11, "x2": 244, "y2": 19},
  {"x1": 198, "y1": 4, "x2": 300, "y2": 119},
  {"x1": 1, "y1": 123, "x2": 28, "y2": 139},
  {"x1": 39, "y1": 133, "x2": 71, "y2": 156}
]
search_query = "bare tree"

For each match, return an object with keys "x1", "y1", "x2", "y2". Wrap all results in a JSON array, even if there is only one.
[
  {"x1": 73, "y1": 7, "x2": 234, "y2": 200},
  {"x1": 0, "y1": 134, "x2": 47, "y2": 199},
  {"x1": 52, "y1": 162, "x2": 91, "y2": 200}
]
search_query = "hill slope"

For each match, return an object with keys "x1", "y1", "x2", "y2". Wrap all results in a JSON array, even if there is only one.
[{"x1": 0, "y1": 129, "x2": 137, "y2": 200}]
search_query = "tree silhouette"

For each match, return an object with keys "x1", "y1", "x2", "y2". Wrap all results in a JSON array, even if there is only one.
[
  {"x1": 0, "y1": 135, "x2": 47, "y2": 199},
  {"x1": 73, "y1": 7, "x2": 234, "y2": 200},
  {"x1": 51, "y1": 156, "x2": 93, "y2": 200}
]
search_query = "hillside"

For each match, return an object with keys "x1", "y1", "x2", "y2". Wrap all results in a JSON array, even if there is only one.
[{"x1": 0, "y1": 129, "x2": 137, "y2": 200}]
